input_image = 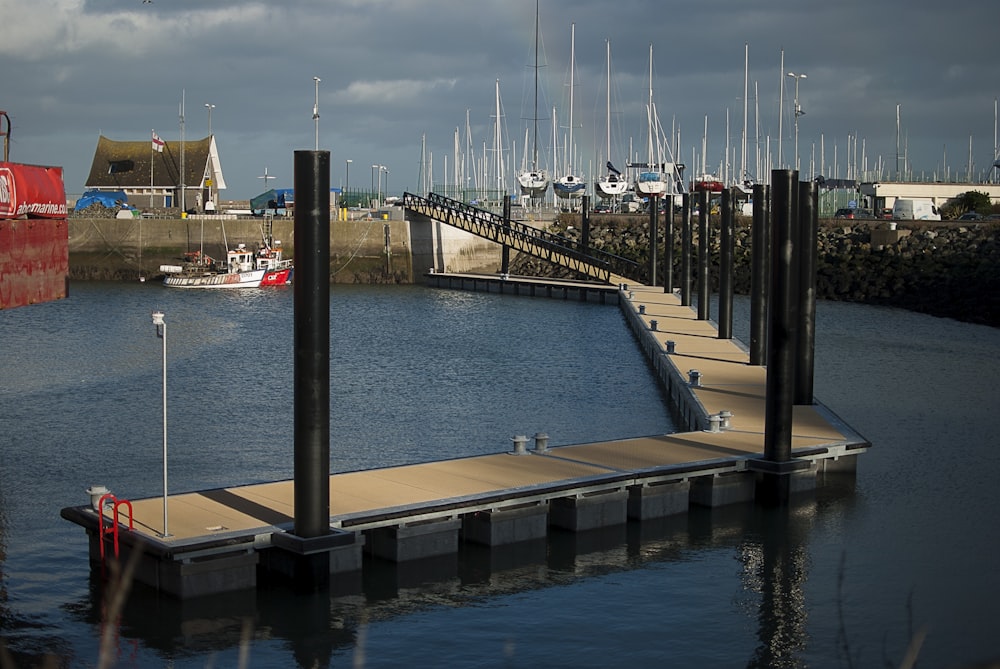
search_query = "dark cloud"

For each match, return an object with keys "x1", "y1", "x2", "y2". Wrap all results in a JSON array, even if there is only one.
[{"x1": 4, "y1": 0, "x2": 997, "y2": 198}]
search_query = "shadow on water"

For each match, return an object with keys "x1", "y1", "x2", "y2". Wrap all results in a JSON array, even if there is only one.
[{"x1": 49, "y1": 473, "x2": 860, "y2": 668}]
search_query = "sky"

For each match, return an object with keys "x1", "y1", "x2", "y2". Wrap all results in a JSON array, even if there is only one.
[{"x1": 2, "y1": 0, "x2": 998, "y2": 202}]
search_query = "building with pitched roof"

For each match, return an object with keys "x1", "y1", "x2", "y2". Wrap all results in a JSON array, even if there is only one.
[{"x1": 84, "y1": 135, "x2": 226, "y2": 211}]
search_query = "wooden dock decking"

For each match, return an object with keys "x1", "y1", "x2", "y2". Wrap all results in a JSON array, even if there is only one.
[{"x1": 61, "y1": 276, "x2": 869, "y2": 597}]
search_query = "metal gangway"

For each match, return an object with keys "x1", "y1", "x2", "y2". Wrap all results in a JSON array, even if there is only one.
[{"x1": 403, "y1": 192, "x2": 640, "y2": 285}]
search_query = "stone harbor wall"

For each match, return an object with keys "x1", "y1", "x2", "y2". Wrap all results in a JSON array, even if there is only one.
[
  {"x1": 66, "y1": 212, "x2": 1000, "y2": 326},
  {"x1": 511, "y1": 216, "x2": 1000, "y2": 327}
]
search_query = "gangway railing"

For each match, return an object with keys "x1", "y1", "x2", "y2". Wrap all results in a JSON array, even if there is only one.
[{"x1": 403, "y1": 192, "x2": 640, "y2": 284}]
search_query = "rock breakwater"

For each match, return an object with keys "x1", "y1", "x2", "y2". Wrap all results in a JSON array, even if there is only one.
[{"x1": 510, "y1": 215, "x2": 1000, "y2": 327}]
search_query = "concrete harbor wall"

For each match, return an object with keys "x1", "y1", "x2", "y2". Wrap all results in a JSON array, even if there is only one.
[
  {"x1": 67, "y1": 213, "x2": 1000, "y2": 325},
  {"x1": 68, "y1": 214, "x2": 502, "y2": 284}
]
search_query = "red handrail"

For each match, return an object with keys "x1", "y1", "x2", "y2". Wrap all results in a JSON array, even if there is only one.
[
  {"x1": 96, "y1": 493, "x2": 133, "y2": 560},
  {"x1": 112, "y1": 499, "x2": 134, "y2": 558}
]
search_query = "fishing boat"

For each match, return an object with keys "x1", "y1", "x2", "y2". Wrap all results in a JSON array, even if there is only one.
[
  {"x1": 160, "y1": 221, "x2": 292, "y2": 289},
  {"x1": 595, "y1": 40, "x2": 630, "y2": 200},
  {"x1": 516, "y1": 1, "x2": 550, "y2": 201}
]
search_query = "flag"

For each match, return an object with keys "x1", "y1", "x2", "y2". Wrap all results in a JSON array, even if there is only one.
[{"x1": 152, "y1": 131, "x2": 165, "y2": 152}]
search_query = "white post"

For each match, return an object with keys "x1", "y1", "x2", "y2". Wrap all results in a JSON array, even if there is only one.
[{"x1": 152, "y1": 311, "x2": 170, "y2": 537}]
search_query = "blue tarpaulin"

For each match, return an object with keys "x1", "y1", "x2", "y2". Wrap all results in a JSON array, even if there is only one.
[{"x1": 75, "y1": 190, "x2": 128, "y2": 210}]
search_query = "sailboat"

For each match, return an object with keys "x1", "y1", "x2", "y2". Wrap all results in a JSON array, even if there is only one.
[
  {"x1": 691, "y1": 115, "x2": 724, "y2": 194},
  {"x1": 517, "y1": 0, "x2": 549, "y2": 201},
  {"x1": 596, "y1": 39, "x2": 629, "y2": 200},
  {"x1": 634, "y1": 44, "x2": 682, "y2": 202},
  {"x1": 553, "y1": 22, "x2": 586, "y2": 203}
]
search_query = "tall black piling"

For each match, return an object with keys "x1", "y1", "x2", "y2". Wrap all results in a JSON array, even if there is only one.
[
  {"x1": 261, "y1": 150, "x2": 335, "y2": 590},
  {"x1": 680, "y1": 193, "x2": 692, "y2": 306},
  {"x1": 648, "y1": 196, "x2": 659, "y2": 286},
  {"x1": 293, "y1": 150, "x2": 331, "y2": 540},
  {"x1": 697, "y1": 189, "x2": 710, "y2": 320},
  {"x1": 501, "y1": 195, "x2": 511, "y2": 275},
  {"x1": 756, "y1": 169, "x2": 809, "y2": 505},
  {"x1": 795, "y1": 180, "x2": 818, "y2": 405},
  {"x1": 749, "y1": 184, "x2": 770, "y2": 365},
  {"x1": 664, "y1": 196, "x2": 674, "y2": 294},
  {"x1": 262, "y1": 150, "x2": 362, "y2": 591},
  {"x1": 718, "y1": 188, "x2": 734, "y2": 339},
  {"x1": 581, "y1": 195, "x2": 591, "y2": 253}
]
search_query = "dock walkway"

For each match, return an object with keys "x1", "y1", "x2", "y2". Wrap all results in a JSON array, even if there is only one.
[{"x1": 61, "y1": 277, "x2": 868, "y2": 598}]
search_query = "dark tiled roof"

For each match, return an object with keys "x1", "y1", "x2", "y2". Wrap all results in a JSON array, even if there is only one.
[{"x1": 85, "y1": 135, "x2": 212, "y2": 190}]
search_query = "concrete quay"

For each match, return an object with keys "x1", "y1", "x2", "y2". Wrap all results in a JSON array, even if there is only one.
[{"x1": 61, "y1": 276, "x2": 868, "y2": 598}]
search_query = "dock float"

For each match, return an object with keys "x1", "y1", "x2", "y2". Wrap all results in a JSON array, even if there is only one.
[{"x1": 61, "y1": 277, "x2": 868, "y2": 598}]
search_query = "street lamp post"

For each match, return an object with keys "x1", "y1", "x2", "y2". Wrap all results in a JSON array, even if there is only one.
[
  {"x1": 151, "y1": 310, "x2": 170, "y2": 538},
  {"x1": 787, "y1": 72, "x2": 807, "y2": 172},
  {"x1": 312, "y1": 76, "x2": 321, "y2": 150},
  {"x1": 204, "y1": 104, "x2": 215, "y2": 210},
  {"x1": 376, "y1": 165, "x2": 387, "y2": 206},
  {"x1": 204, "y1": 103, "x2": 214, "y2": 136},
  {"x1": 345, "y1": 159, "x2": 352, "y2": 206}
]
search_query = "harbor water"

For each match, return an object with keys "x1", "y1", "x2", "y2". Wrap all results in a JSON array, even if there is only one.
[{"x1": 0, "y1": 281, "x2": 998, "y2": 667}]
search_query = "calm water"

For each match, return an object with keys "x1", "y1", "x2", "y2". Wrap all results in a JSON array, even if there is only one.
[{"x1": 1, "y1": 282, "x2": 998, "y2": 668}]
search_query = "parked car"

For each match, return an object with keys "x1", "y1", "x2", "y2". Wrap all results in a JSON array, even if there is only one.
[
  {"x1": 592, "y1": 203, "x2": 612, "y2": 214},
  {"x1": 834, "y1": 207, "x2": 876, "y2": 220},
  {"x1": 957, "y1": 211, "x2": 982, "y2": 220}
]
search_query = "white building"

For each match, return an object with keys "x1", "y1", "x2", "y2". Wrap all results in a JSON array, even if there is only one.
[{"x1": 860, "y1": 181, "x2": 1000, "y2": 213}]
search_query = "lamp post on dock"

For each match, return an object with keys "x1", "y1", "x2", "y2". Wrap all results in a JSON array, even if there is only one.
[
  {"x1": 312, "y1": 76, "x2": 321, "y2": 151},
  {"x1": 787, "y1": 72, "x2": 807, "y2": 172},
  {"x1": 345, "y1": 158, "x2": 352, "y2": 203},
  {"x1": 378, "y1": 165, "x2": 388, "y2": 204},
  {"x1": 152, "y1": 310, "x2": 170, "y2": 537}
]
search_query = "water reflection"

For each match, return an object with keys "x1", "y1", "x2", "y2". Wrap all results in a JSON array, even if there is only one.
[{"x1": 58, "y1": 474, "x2": 858, "y2": 668}]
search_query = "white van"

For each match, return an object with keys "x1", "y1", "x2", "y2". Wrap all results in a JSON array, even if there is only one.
[{"x1": 892, "y1": 198, "x2": 941, "y2": 221}]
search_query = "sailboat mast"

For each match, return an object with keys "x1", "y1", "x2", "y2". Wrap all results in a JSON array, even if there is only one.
[
  {"x1": 495, "y1": 78, "x2": 503, "y2": 193},
  {"x1": 568, "y1": 22, "x2": 575, "y2": 174},
  {"x1": 647, "y1": 44, "x2": 654, "y2": 167},
  {"x1": 606, "y1": 39, "x2": 612, "y2": 166},
  {"x1": 742, "y1": 43, "x2": 749, "y2": 184},
  {"x1": 532, "y1": 0, "x2": 540, "y2": 170},
  {"x1": 465, "y1": 108, "x2": 477, "y2": 190},
  {"x1": 702, "y1": 115, "x2": 708, "y2": 176}
]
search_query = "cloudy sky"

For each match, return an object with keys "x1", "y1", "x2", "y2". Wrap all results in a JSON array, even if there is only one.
[{"x1": 3, "y1": 0, "x2": 997, "y2": 201}]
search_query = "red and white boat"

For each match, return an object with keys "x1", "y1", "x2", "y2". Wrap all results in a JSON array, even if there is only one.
[
  {"x1": 161, "y1": 231, "x2": 292, "y2": 289},
  {"x1": 691, "y1": 174, "x2": 725, "y2": 193}
]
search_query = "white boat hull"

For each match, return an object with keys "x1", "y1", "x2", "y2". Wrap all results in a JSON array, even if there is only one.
[
  {"x1": 554, "y1": 175, "x2": 586, "y2": 199},
  {"x1": 635, "y1": 172, "x2": 669, "y2": 197},
  {"x1": 163, "y1": 269, "x2": 267, "y2": 289},
  {"x1": 517, "y1": 171, "x2": 549, "y2": 197},
  {"x1": 596, "y1": 175, "x2": 630, "y2": 199}
]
